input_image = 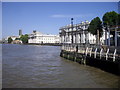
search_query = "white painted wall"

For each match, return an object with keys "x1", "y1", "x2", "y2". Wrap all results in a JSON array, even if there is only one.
[{"x1": 28, "y1": 31, "x2": 60, "y2": 44}]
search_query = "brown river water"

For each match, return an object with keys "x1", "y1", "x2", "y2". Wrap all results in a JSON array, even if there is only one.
[{"x1": 2, "y1": 44, "x2": 119, "y2": 88}]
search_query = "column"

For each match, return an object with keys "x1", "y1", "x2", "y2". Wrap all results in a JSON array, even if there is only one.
[
  {"x1": 108, "y1": 29, "x2": 110, "y2": 46},
  {"x1": 75, "y1": 33, "x2": 77, "y2": 44},
  {"x1": 66, "y1": 32, "x2": 68, "y2": 43},
  {"x1": 61, "y1": 35, "x2": 63, "y2": 43},
  {"x1": 69, "y1": 34, "x2": 71, "y2": 43},
  {"x1": 82, "y1": 30, "x2": 85, "y2": 43},
  {"x1": 76, "y1": 33, "x2": 79, "y2": 43},
  {"x1": 64, "y1": 35, "x2": 65, "y2": 43}
]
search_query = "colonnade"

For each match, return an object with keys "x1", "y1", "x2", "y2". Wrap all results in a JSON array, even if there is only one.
[{"x1": 59, "y1": 21, "x2": 90, "y2": 44}]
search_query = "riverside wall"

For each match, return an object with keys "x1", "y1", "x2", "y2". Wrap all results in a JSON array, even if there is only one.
[{"x1": 60, "y1": 49, "x2": 120, "y2": 76}]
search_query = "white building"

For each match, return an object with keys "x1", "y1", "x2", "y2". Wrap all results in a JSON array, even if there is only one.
[
  {"x1": 28, "y1": 31, "x2": 60, "y2": 44},
  {"x1": 59, "y1": 21, "x2": 108, "y2": 45}
]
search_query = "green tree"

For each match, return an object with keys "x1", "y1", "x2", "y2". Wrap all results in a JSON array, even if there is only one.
[
  {"x1": 88, "y1": 17, "x2": 103, "y2": 44},
  {"x1": 20, "y1": 34, "x2": 28, "y2": 44},
  {"x1": 103, "y1": 11, "x2": 118, "y2": 28},
  {"x1": 118, "y1": 14, "x2": 120, "y2": 25},
  {"x1": 8, "y1": 37, "x2": 13, "y2": 43},
  {"x1": 102, "y1": 11, "x2": 119, "y2": 45}
]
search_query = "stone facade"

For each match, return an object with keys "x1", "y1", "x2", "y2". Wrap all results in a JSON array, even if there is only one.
[
  {"x1": 28, "y1": 31, "x2": 60, "y2": 44},
  {"x1": 59, "y1": 21, "x2": 107, "y2": 45}
]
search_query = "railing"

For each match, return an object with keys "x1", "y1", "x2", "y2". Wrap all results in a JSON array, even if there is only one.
[{"x1": 61, "y1": 43, "x2": 120, "y2": 62}]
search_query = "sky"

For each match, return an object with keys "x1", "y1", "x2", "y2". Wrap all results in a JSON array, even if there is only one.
[
  {"x1": 2, "y1": 2, "x2": 119, "y2": 38},
  {"x1": 0, "y1": 1, "x2": 2, "y2": 39}
]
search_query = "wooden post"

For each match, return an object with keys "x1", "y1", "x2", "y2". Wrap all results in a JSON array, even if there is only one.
[
  {"x1": 113, "y1": 49, "x2": 116, "y2": 62},
  {"x1": 94, "y1": 48, "x2": 97, "y2": 58},
  {"x1": 90, "y1": 48, "x2": 92, "y2": 57},
  {"x1": 85, "y1": 47, "x2": 88, "y2": 56},
  {"x1": 100, "y1": 48, "x2": 103, "y2": 59},
  {"x1": 106, "y1": 48, "x2": 109, "y2": 60}
]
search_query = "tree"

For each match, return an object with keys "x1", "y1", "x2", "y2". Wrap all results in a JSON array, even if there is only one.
[
  {"x1": 20, "y1": 34, "x2": 28, "y2": 44},
  {"x1": 102, "y1": 11, "x2": 119, "y2": 45},
  {"x1": 103, "y1": 11, "x2": 118, "y2": 28},
  {"x1": 118, "y1": 14, "x2": 120, "y2": 25},
  {"x1": 15, "y1": 38, "x2": 20, "y2": 40},
  {"x1": 8, "y1": 37, "x2": 13, "y2": 43},
  {"x1": 88, "y1": 17, "x2": 103, "y2": 44}
]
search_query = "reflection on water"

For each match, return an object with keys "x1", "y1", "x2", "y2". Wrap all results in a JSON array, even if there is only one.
[{"x1": 2, "y1": 44, "x2": 119, "y2": 88}]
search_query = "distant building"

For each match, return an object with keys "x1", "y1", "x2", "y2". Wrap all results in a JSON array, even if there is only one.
[
  {"x1": 12, "y1": 40, "x2": 22, "y2": 44},
  {"x1": 6, "y1": 29, "x2": 22, "y2": 43},
  {"x1": 1, "y1": 38, "x2": 8, "y2": 43},
  {"x1": 19, "y1": 29, "x2": 22, "y2": 36},
  {"x1": 7, "y1": 36, "x2": 20, "y2": 41},
  {"x1": 28, "y1": 31, "x2": 60, "y2": 44}
]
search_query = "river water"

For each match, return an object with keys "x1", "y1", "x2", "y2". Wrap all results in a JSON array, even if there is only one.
[{"x1": 2, "y1": 44, "x2": 119, "y2": 88}]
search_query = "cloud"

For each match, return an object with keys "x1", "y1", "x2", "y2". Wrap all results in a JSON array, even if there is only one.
[{"x1": 51, "y1": 14, "x2": 95, "y2": 18}]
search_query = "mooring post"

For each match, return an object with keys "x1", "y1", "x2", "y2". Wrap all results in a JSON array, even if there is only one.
[
  {"x1": 113, "y1": 49, "x2": 116, "y2": 62},
  {"x1": 90, "y1": 48, "x2": 92, "y2": 57},
  {"x1": 106, "y1": 48, "x2": 109, "y2": 60},
  {"x1": 85, "y1": 47, "x2": 88, "y2": 56},
  {"x1": 68, "y1": 54, "x2": 70, "y2": 59},
  {"x1": 83, "y1": 55, "x2": 86, "y2": 65},
  {"x1": 100, "y1": 48, "x2": 103, "y2": 59},
  {"x1": 94, "y1": 48, "x2": 97, "y2": 58}
]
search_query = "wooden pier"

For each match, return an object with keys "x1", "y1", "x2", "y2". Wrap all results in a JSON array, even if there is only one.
[{"x1": 60, "y1": 44, "x2": 120, "y2": 75}]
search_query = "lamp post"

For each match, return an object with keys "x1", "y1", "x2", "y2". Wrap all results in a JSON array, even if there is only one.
[
  {"x1": 71, "y1": 18, "x2": 74, "y2": 44},
  {"x1": 75, "y1": 24, "x2": 78, "y2": 44},
  {"x1": 85, "y1": 21, "x2": 89, "y2": 46}
]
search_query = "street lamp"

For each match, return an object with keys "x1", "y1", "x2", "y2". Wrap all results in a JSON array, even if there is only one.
[
  {"x1": 71, "y1": 18, "x2": 74, "y2": 44},
  {"x1": 75, "y1": 24, "x2": 78, "y2": 44}
]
